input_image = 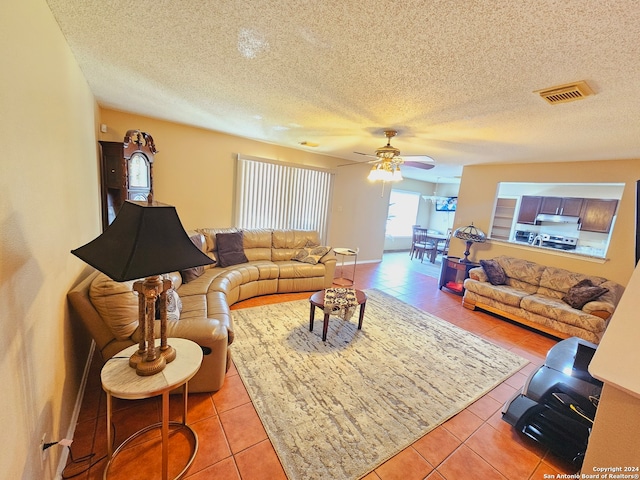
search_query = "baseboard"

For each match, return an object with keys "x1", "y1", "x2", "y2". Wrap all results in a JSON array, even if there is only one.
[{"x1": 55, "y1": 341, "x2": 95, "y2": 480}]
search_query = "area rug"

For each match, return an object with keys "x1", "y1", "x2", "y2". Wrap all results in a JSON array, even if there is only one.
[{"x1": 230, "y1": 289, "x2": 528, "y2": 480}]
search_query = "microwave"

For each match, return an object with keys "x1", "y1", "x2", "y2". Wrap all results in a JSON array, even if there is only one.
[{"x1": 514, "y1": 230, "x2": 535, "y2": 244}]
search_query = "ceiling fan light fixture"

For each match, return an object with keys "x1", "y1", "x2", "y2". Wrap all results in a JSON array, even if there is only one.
[
  {"x1": 367, "y1": 164, "x2": 383, "y2": 181},
  {"x1": 367, "y1": 161, "x2": 403, "y2": 182},
  {"x1": 391, "y1": 166, "x2": 403, "y2": 182},
  {"x1": 359, "y1": 129, "x2": 435, "y2": 182}
]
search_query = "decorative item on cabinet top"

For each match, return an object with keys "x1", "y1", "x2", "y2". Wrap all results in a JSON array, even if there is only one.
[{"x1": 124, "y1": 129, "x2": 158, "y2": 157}]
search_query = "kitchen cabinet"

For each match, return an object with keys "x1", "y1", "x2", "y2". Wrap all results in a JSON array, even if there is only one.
[
  {"x1": 539, "y1": 197, "x2": 584, "y2": 216},
  {"x1": 580, "y1": 199, "x2": 618, "y2": 233},
  {"x1": 517, "y1": 196, "x2": 542, "y2": 224},
  {"x1": 512, "y1": 194, "x2": 619, "y2": 237},
  {"x1": 539, "y1": 197, "x2": 561, "y2": 215}
]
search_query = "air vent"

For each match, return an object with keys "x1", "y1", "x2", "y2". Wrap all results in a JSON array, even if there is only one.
[{"x1": 535, "y1": 81, "x2": 594, "y2": 105}]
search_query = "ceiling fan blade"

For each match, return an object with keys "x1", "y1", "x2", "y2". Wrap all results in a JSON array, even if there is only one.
[
  {"x1": 403, "y1": 160, "x2": 436, "y2": 170},
  {"x1": 354, "y1": 151, "x2": 378, "y2": 159},
  {"x1": 402, "y1": 155, "x2": 435, "y2": 162}
]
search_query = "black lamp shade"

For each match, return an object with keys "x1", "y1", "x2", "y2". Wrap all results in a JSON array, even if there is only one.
[{"x1": 71, "y1": 200, "x2": 214, "y2": 281}]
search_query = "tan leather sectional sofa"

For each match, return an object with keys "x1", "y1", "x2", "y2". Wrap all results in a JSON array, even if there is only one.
[
  {"x1": 462, "y1": 255, "x2": 624, "y2": 344},
  {"x1": 68, "y1": 228, "x2": 336, "y2": 392}
]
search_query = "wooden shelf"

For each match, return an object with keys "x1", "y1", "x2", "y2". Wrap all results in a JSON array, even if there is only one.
[{"x1": 491, "y1": 198, "x2": 517, "y2": 241}]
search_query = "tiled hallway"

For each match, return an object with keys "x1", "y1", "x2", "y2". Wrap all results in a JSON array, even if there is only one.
[{"x1": 64, "y1": 252, "x2": 579, "y2": 479}]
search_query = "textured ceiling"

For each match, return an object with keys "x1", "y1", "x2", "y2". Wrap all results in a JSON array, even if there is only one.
[{"x1": 46, "y1": 0, "x2": 640, "y2": 183}]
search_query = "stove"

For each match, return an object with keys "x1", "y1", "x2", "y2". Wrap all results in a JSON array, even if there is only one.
[{"x1": 540, "y1": 234, "x2": 578, "y2": 250}]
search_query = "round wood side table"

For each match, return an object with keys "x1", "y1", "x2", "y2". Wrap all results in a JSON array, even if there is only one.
[{"x1": 309, "y1": 289, "x2": 368, "y2": 341}]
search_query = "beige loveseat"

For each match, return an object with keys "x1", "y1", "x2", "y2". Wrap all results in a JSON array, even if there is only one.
[
  {"x1": 462, "y1": 255, "x2": 624, "y2": 344},
  {"x1": 68, "y1": 228, "x2": 336, "y2": 392}
]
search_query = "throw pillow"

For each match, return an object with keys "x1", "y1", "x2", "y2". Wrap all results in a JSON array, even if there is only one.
[
  {"x1": 562, "y1": 279, "x2": 609, "y2": 309},
  {"x1": 480, "y1": 259, "x2": 507, "y2": 285},
  {"x1": 155, "y1": 288, "x2": 182, "y2": 321},
  {"x1": 180, "y1": 234, "x2": 207, "y2": 283},
  {"x1": 293, "y1": 245, "x2": 331, "y2": 265},
  {"x1": 216, "y1": 231, "x2": 248, "y2": 267}
]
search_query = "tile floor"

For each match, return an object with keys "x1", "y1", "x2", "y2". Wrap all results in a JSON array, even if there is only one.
[{"x1": 64, "y1": 252, "x2": 580, "y2": 480}]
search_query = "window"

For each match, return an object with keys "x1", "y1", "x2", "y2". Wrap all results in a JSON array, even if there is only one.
[
  {"x1": 386, "y1": 190, "x2": 420, "y2": 237},
  {"x1": 235, "y1": 155, "x2": 334, "y2": 242}
]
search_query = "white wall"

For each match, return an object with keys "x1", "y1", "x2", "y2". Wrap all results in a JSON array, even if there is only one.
[{"x1": 0, "y1": 1, "x2": 99, "y2": 478}]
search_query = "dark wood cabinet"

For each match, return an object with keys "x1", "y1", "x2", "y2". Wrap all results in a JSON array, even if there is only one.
[
  {"x1": 559, "y1": 197, "x2": 584, "y2": 216},
  {"x1": 539, "y1": 197, "x2": 583, "y2": 216},
  {"x1": 580, "y1": 199, "x2": 618, "y2": 233},
  {"x1": 539, "y1": 197, "x2": 562, "y2": 215},
  {"x1": 521, "y1": 195, "x2": 580, "y2": 223},
  {"x1": 439, "y1": 256, "x2": 479, "y2": 295},
  {"x1": 99, "y1": 131, "x2": 157, "y2": 230},
  {"x1": 99, "y1": 141, "x2": 126, "y2": 230},
  {"x1": 517, "y1": 196, "x2": 542, "y2": 224}
]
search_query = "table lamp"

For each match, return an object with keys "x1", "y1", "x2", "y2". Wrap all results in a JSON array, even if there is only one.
[
  {"x1": 453, "y1": 224, "x2": 486, "y2": 263},
  {"x1": 71, "y1": 199, "x2": 214, "y2": 376}
]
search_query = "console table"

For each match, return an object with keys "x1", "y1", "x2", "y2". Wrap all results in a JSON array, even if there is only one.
[{"x1": 101, "y1": 338, "x2": 203, "y2": 479}]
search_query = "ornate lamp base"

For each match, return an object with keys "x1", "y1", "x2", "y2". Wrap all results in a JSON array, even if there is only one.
[
  {"x1": 459, "y1": 240, "x2": 473, "y2": 263},
  {"x1": 130, "y1": 276, "x2": 177, "y2": 376}
]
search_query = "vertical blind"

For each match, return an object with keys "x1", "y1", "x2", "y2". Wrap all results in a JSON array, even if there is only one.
[{"x1": 235, "y1": 155, "x2": 334, "y2": 242}]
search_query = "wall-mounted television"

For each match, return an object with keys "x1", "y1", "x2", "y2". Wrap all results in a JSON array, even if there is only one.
[{"x1": 435, "y1": 197, "x2": 457, "y2": 211}]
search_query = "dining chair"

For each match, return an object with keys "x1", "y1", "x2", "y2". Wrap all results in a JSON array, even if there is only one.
[
  {"x1": 437, "y1": 228, "x2": 452, "y2": 257},
  {"x1": 410, "y1": 226, "x2": 437, "y2": 263},
  {"x1": 409, "y1": 225, "x2": 421, "y2": 258}
]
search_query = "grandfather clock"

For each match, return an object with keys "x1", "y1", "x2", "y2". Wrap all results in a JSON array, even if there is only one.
[{"x1": 99, "y1": 130, "x2": 158, "y2": 230}]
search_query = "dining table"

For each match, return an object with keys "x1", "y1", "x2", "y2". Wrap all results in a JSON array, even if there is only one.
[{"x1": 412, "y1": 228, "x2": 448, "y2": 263}]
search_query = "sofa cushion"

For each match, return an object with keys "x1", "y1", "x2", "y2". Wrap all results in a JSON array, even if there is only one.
[
  {"x1": 480, "y1": 259, "x2": 506, "y2": 285},
  {"x1": 198, "y1": 227, "x2": 238, "y2": 252},
  {"x1": 462, "y1": 280, "x2": 530, "y2": 308},
  {"x1": 562, "y1": 279, "x2": 609, "y2": 309},
  {"x1": 537, "y1": 266, "x2": 607, "y2": 299},
  {"x1": 293, "y1": 245, "x2": 331, "y2": 265},
  {"x1": 216, "y1": 231, "x2": 249, "y2": 267},
  {"x1": 271, "y1": 230, "x2": 321, "y2": 261},
  {"x1": 521, "y1": 294, "x2": 607, "y2": 333},
  {"x1": 277, "y1": 260, "x2": 327, "y2": 279},
  {"x1": 242, "y1": 229, "x2": 273, "y2": 261},
  {"x1": 495, "y1": 255, "x2": 546, "y2": 286},
  {"x1": 90, "y1": 273, "x2": 139, "y2": 341}
]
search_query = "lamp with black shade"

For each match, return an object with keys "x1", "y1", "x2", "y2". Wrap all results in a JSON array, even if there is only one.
[
  {"x1": 71, "y1": 199, "x2": 214, "y2": 376},
  {"x1": 453, "y1": 223, "x2": 486, "y2": 263}
]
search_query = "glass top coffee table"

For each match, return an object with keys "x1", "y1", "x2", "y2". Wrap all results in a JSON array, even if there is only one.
[{"x1": 309, "y1": 289, "x2": 367, "y2": 341}]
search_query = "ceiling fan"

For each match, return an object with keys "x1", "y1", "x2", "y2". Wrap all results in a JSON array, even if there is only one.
[{"x1": 355, "y1": 130, "x2": 436, "y2": 183}]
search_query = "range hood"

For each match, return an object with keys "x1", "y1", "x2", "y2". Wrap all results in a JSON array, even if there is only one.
[{"x1": 535, "y1": 214, "x2": 581, "y2": 224}]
